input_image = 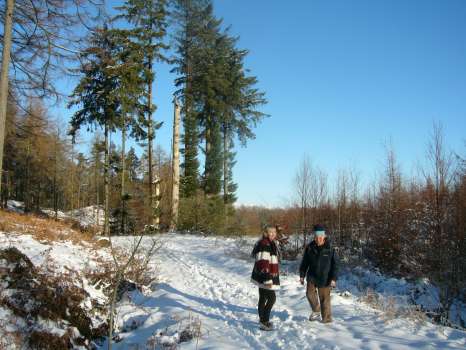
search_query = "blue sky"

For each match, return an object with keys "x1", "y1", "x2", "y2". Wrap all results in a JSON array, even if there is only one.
[{"x1": 54, "y1": 0, "x2": 466, "y2": 207}]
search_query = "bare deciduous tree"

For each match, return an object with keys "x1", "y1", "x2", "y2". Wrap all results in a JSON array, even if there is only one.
[
  {"x1": 294, "y1": 154, "x2": 312, "y2": 243},
  {"x1": 0, "y1": 0, "x2": 103, "y2": 197},
  {"x1": 294, "y1": 154, "x2": 328, "y2": 245},
  {"x1": 423, "y1": 123, "x2": 456, "y2": 317}
]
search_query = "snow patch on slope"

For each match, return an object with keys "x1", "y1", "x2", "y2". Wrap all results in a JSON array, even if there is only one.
[
  {"x1": 5, "y1": 200, "x2": 104, "y2": 229},
  {"x1": 66, "y1": 205, "x2": 105, "y2": 228}
]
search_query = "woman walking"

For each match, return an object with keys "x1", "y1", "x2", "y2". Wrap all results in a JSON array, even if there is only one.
[{"x1": 251, "y1": 225, "x2": 280, "y2": 331}]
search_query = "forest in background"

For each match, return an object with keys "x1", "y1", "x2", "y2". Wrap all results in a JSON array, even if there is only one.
[{"x1": 0, "y1": 0, "x2": 268, "y2": 235}]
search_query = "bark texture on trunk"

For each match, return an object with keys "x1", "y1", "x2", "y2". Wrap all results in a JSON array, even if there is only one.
[
  {"x1": 147, "y1": 58, "x2": 155, "y2": 226},
  {"x1": 0, "y1": 0, "x2": 15, "y2": 196},
  {"x1": 104, "y1": 122, "x2": 110, "y2": 236},
  {"x1": 170, "y1": 97, "x2": 181, "y2": 230}
]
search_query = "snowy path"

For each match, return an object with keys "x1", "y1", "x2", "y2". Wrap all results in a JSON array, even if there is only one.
[{"x1": 112, "y1": 234, "x2": 466, "y2": 350}]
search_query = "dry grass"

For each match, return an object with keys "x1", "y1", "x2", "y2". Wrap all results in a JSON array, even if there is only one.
[
  {"x1": 0, "y1": 209, "x2": 96, "y2": 246},
  {"x1": 0, "y1": 247, "x2": 108, "y2": 349},
  {"x1": 359, "y1": 288, "x2": 427, "y2": 324},
  {"x1": 0, "y1": 333, "x2": 23, "y2": 350},
  {"x1": 29, "y1": 329, "x2": 73, "y2": 350}
]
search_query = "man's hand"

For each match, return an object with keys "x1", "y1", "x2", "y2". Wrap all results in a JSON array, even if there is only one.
[
  {"x1": 330, "y1": 280, "x2": 336, "y2": 288},
  {"x1": 264, "y1": 283, "x2": 273, "y2": 288},
  {"x1": 299, "y1": 278, "x2": 304, "y2": 285}
]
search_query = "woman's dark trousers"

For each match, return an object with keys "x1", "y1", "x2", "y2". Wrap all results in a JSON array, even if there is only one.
[{"x1": 258, "y1": 287, "x2": 276, "y2": 323}]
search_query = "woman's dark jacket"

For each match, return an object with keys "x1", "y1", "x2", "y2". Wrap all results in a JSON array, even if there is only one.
[{"x1": 299, "y1": 239, "x2": 339, "y2": 288}]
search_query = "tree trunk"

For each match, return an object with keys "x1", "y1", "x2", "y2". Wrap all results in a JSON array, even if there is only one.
[
  {"x1": 302, "y1": 198, "x2": 306, "y2": 246},
  {"x1": 222, "y1": 126, "x2": 229, "y2": 231},
  {"x1": 36, "y1": 182, "x2": 41, "y2": 212},
  {"x1": 121, "y1": 118, "x2": 126, "y2": 235},
  {"x1": 70, "y1": 142, "x2": 75, "y2": 211},
  {"x1": 77, "y1": 175, "x2": 82, "y2": 209},
  {"x1": 147, "y1": 58, "x2": 155, "y2": 226},
  {"x1": 222, "y1": 126, "x2": 229, "y2": 204},
  {"x1": 95, "y1": 152, "x2": 100, "y2": 227},
  {"x1": 53, "y1": 142, "x2": 58, "y2": 220},
  {"x1": 104, "y1": 121, "x2": 110, "y2": 236},
  {"x1": 25, "y1": 141, "x2": 30, "y2": 212},
  {"x1": 170, "y1": 97, "x2": 181, "y2": 231},
  {"x1": 154, "y1": 175, "x2": 160, "y2": 229},
  {"x1": 205, "y1": 114, "x2": 211, "y2": 186},
  {"x1": 4, "y1": 170, "x2": 10, "y2": 207},
  {"x1": 0, "y1": 0, "x2": 14, "y2": 197}
]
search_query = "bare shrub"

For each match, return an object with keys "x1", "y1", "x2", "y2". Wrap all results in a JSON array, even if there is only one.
[
  {"x1": 29, "y1": 330, "x2": 72, "y2": 350},
  {"x1": 401, "y1": 306, "x2": 428, "y2": 324},
  {"x1": 359, "y1": 288, "x2": 427, "y2": 324},
  {"x1": 383, "y1": 296, "x2": 397, "y2": 321},
  {"x1": 105, "y1": 236, "x2": 163, "y2": 349},
  {"x1": 0, "y1": 247, "x2": 108, "y2": 347},
  {"x1": 359, "y1": 288, "x2": 380, "y2": 308},
  {"x1": 146, "y1": 312, "x2": 207, "y2": 350},
  {"x1": 125, "y1": 238, "x2": 162, "y2": 287},
  {"x1": 225, "y1": 236, "x2": 253, "y2": 261}
]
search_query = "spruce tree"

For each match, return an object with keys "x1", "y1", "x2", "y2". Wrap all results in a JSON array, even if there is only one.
[
  {"x1": 189, "y1": 3, "x2": 227, "y2": 197},
  {"x1": 171, "y1": 0, "x2": 267, "y2": 226},
  {"x1": 171, "y1": 0, "x2": 210, "y2": 197},
  {"x1": 126, "y1": 147, "x2": 141, "y2": 182},
  {"x1": 68, "y1": 25, "x2": 146, "y2": 235},
  {"x1": 203, "y1": 118, "x2": 222, "y2": 195},
  {"x1": 222, "y1": 128, "x2": 237, "y2": 204},
  {"x1": 220, "y1": 39, "x2": 268, "y2": 203},
  {"x1": 115, "y1": 0, "x2": 168, "y2": 227},
  {"x1": 195, "y1": 6, "x2": 267, "y2": 200}
]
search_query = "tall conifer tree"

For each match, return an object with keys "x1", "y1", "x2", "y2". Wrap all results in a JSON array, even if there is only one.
[
  {"x1": 68, "y1": 25, "x2": 146, "y2": 235},
  {"x1": 115, "y1": 0, "x2": 168, "y2": 226},
  {"x1": 171, "y1": 0, "x2": 210, "y2": 197}
]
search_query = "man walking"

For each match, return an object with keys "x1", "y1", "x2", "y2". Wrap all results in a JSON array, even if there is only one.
[{"x1": 299, "y1": 224, "x2": 339, "y2": 323}]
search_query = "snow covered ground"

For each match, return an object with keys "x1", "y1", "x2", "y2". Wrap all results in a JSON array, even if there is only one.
[
  {"x1": 107, "y1": 234, "x2": 466, "y2": 350},
  {"x1": 6, "y1": 200, "x2": 25, "y2": 213},
  {"x1": 1, "y1": 227, "x2": 465, "y2": 349}
]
